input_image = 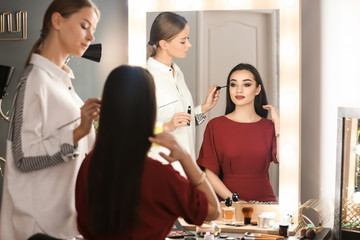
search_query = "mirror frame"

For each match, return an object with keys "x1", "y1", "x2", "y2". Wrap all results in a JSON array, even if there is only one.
[
  {"x1": 128, "y1": 0, "x2": 301, "y2": 218},
  {"x1": 334, "y1": 107, "x2": 360, "y2": 240}
]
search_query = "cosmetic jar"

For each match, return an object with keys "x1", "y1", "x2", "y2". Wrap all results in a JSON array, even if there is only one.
[
  {"x1": 196, "y1": 221, "x2": 221, "y2": 237},
  {"x1": 279, "y1": 224, "x2": 289, "y2": 237},
  {"x1": 204, "y1": 233, "x2": 215, "y2": 240},
  {"x1": 258, "y1": 212, "x2": 276, "y2": 228}
]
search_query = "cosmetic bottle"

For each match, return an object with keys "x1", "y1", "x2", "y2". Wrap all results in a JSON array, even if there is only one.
[
  {"x1": 232, "y1": 192, "x2": 239, "y2": 202},
  {"x1": 222, "y1": 197, "x2": 236, "y2": 224}
]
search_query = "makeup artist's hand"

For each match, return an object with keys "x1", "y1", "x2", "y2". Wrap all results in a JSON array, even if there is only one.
[
  {"x1": 201, "y1": 85, "x2": 220, "y2": 114},
  {"x1": 73, "y1": 98, "x2": 101, "y2": 145},
  {"x1": 163, "y1": 112, "x2": 191, "y2": 132},
  {"x1": 149, "y1": 133, "x2": 191, "y2": 163}
]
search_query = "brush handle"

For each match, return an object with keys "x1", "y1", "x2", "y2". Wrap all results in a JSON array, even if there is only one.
[
  {"x1": 255, "y1": 238, "x2": 277, "y2": 240},
  {"x1": 256, "y1": 234, "x2": 284, "y2": 239}
]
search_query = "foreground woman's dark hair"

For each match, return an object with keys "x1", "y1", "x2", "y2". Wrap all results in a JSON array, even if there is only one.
[{"x1": 86, "y1": 65, "x2": 156, "y2": 234}]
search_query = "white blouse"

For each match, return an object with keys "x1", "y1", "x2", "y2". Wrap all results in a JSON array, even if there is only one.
[
  {"x1": 147, "y1": 57, "x2": 204, "y2": 177},
  {"x1": 0, "y1": 54, "x2": 95, "y2": 240}
]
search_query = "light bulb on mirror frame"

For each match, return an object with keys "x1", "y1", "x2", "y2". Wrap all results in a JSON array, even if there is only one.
[
  {"x1": 282, "y1": 42, "x2": 297, "y2": 57},
  {"x1": 281, "y1": 143, "x2": 297, "y2": 159},
  {"x1": 281, "y1": 0, "x2": 296, "y2": 6},
  {"x1": 352, "y1": 190, "x2": 360, "y2": 204},
  {"x1": 352, "y1": 144, "x2": 360, "y2": 155},
  {"x1": 230, "y1": 0, "x2": 244, "y2": 8}
]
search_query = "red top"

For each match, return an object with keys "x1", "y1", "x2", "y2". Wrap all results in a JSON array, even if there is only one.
[
  {"x1": 75, "y1": 153, "x2": 208, "y2": 240},
  {"x1": 197, "y1": 116, "x2": 278, "y2": 202}
]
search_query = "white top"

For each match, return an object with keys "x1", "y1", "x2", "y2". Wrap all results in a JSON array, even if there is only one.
[
  {"x1": 0, "y1": 54, "x2": 95, "y2": 240},
  {"x1": 146, "y1": 57, "x2": 203, "y2": 177}
]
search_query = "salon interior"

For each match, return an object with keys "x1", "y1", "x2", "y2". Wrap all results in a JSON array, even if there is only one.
[{"x1": 1, "y1": 0, "x2": 360, "y2": 239}]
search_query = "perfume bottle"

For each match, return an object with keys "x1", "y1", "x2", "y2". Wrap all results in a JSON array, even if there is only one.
[
  {"x1": 222, "y1": 197, "x2": 235, "y2": 224},
  {"x1": 232, "y1": 192, "x2": 239, "y2": 202}
]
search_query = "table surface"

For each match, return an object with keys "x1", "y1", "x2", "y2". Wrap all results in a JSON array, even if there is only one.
[{"x1": 166, "y1": 227, "x2": 331, "y2": 240}]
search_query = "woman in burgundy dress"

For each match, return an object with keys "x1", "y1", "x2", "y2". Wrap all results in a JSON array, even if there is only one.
[
  {"x1": 75, "y1": 65, "x2": 220, "y2": 240},
  {"x1": 197, "y1": 63, "x2": 280, "y2": 202}
]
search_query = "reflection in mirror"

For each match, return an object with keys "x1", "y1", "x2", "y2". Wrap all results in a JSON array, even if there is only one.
[
  {"x1": 147, "y1": 10, "x2": 280, "y2": 200},
  {"x1": 342, "y1": 118, "x2": 360, "y2": 203},
  {"x1": 129, "y1": 0, "x2": 301, "y2": 221},
  {"x1": 335, "y1": 107, "x2": 360, "y2": 240}
]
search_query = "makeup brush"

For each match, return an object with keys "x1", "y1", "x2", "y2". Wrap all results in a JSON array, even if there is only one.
[
  {"x1": 244, "y1": 232, "x2": 285, "y2": 239},
  {"x1": 242, "y1": 207, "x2": 254, "y2": 225},
  {"x1": 216, "y1": 85, "x2": 227, "y2": 90}
]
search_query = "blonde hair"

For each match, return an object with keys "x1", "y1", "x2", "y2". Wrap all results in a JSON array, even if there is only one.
[
  {"x1": 25, "y1": 0, "x2": 100, "y2": 66},
  {"x1": 147, "y1": 12, "x2": 187, "y2": 59}
]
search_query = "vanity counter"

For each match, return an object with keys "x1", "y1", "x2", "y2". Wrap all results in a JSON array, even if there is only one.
[
  {"x1": 179, "y1": 218, "x2": 295, "y2": 236},
  {"x1": 177, "y1": 218, "x2": 331, "y2": 240}
]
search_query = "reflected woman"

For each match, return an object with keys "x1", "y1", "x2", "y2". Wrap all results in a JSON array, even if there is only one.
[
  {"x1": 197, "y1": 63, "x2": 279, "y2": 202},
  {"x1": 146, "y1": 12, "x2": 219, "y2": 177}
]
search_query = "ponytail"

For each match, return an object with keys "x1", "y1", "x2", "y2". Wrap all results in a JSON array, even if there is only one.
[
  {"x1": 25, "y1": 37, "x2": 44, "y2": 67},
  {"x1": 146, "y1": 43, "x2": 157, "y2": 60}
]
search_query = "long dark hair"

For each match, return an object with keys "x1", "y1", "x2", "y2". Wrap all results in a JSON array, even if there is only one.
[
  {"x1": 146, "y1": 12, "x2": 188, "y2": 59},
  {"x1": 25, "y1": 0, "x2": 100, "y2": 66},
  {"x1": 86, "y1": 65, "x2": 156, "y2": 234},
  {"x1": 225, "y1": 63, "x2": 268, "y2": 118}
]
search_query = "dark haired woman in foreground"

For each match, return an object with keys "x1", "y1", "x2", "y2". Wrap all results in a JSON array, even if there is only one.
[
  {"x1": 75, "y1": 65, "x2": 220, "y2": 239},
  {"x1": 197, "y1": 63, "x2": 280, "y2": 203}
]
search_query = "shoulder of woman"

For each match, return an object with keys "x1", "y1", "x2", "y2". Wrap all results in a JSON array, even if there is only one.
[
  {"x1": 209, "y1": 116, "x2": 226, "y2": 124},
  {"x1": 145, "y1": 157, "x2": 188, "y2": 184},
  {"x1": 261, "y1": 118, "x2": 275, "y2": 127}
]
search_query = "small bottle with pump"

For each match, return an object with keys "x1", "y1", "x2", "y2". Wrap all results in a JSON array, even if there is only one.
[{"x1": 222, "y1": 197, "x2": 236, "y2": 224}]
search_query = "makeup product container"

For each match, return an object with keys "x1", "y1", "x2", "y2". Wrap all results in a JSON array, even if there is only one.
[
  {"x1": 258, "y1": 212, "x2": 276, "y2": 228},
  {"x1": 222, "y1": 197, "x2": 236, "y2": 224},
  {"x1": 279, "y1": 224, "x2": 289, "y2": 237},
  {"x1": 195, "y1": 221, "x2": 221, "y2": 237}
]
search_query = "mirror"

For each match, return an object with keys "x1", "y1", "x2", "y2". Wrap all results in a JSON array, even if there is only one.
[
  {"x1": 334, "y1": 107, "x2": 360, "y2": 240},
  {"x1": 129, "y1": 0, "x2": 301, "y2": 220},
  {"x1": 146, "y1": 8, "x2": 280, "y2": 201}
]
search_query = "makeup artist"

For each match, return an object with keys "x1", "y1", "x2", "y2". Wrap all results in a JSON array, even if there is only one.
[
  {"x1": 146, "y1": 12, "x2": 220, "y2": 177},
  {"x1": 0, "y1": 0, "x2": 100, "y2": 239},
  {"x1": 75, "y1": 65, "x2": 220, "y2": 239},
  {"x1": 197, "y1": 63, "x2": 280, "y2": 202}
]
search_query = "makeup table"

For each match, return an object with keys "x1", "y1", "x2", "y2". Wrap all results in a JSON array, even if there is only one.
[
  {"x1": 166, "y1": 228, "x2": 331, "y2": 240},
  {"x1": 175, "y1": 218, "x2": 331, "y2": 240}
]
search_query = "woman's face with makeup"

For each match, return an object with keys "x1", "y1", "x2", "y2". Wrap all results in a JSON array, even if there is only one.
[{"x1": 228, "y1": 70, "x2": 261, "y2": 106}]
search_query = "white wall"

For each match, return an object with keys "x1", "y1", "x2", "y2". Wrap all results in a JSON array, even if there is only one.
[{"x1": 302, "y1": 0, "x2": 360, "y2": 229}]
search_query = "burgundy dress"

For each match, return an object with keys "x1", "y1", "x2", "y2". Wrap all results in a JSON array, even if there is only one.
[
  {"x1": 197, "y1": 116, "x2": 278, "y2": 202},
  {"x1": 75, "y1": 153, "x2": 208, "y2": 240}
]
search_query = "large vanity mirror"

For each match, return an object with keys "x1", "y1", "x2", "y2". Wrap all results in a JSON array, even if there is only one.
[
  {"x1": 334, "y1": 107, "x2": 360, "y2": 240},
  {"x1": 129, "y1": 0, "x2": 301, "y2": 220},
  {"x1": 146, "y1": 8, "x2": 280, "y2": 201}
]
